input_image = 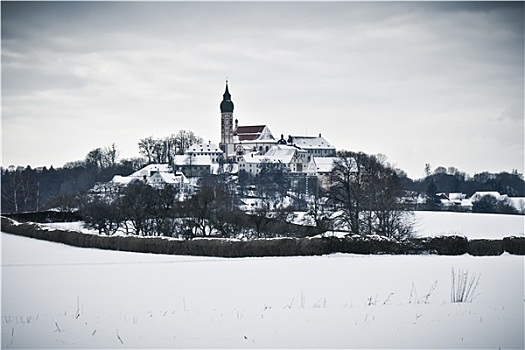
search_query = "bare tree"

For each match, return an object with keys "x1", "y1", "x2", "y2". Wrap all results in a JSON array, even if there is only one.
[
  {"x1": 328, "y1": 150, "x2": 414, "y2": 238},
  {"x1": 46, "y1": 193, "x2": 79, "y2": 213},
  {"x1": 102, "y1": 143, "x2": 120, "y2": 168},
  {"x1": 80, "y1": 194, "x2": 122, "y2": 235},
  {"x1": 138, "y1": 136, "x2": 156, "y2": 164},
  {"x1": 173, "y1": 130, "x2": 203, "y2": 155},
  {"x1": 119, "y1": 180, "x2": 157, "y2": 235},
  {"x1": 369, "y1": 160, "x2": 414, "y2": 238},
  {"x1": 1, "y1": 166, "x2": 38, "y2": 213},
  {"x1": 248, "y1": 197, "x2": 273, "y2": 238},
  {"x1": 183, "y1": 177, "x2": 219, "y2": 237},
  {"x1": 328, "y1": 151, "x2": 366, "y2": 234},
  {"x1": 85, "y1": 145, "x2": 120, "y2": 169},
  {"x1": 255, "y1": 161, "x2": 290, "y2": 200},
  {"x1": 304, "y1": 184, "x2": 332, "y2": 232},
  {"x1": 150, "y1": 184, "x2": 180, "y2": 236},
  {"x1": 138, "y1": 131, "x2": 203, "y2": 165}
]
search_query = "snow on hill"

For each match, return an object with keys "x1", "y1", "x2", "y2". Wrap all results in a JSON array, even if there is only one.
[{"x1": 1, "y1": 232, "x2": 523, "y2": 348}]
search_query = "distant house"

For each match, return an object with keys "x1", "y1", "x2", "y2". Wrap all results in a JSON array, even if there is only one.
[
  {"x1": 171, "y1": 155, "x2": 213, "y2": 178},
  {"x1": 436, "y1": 192, "x2": 473, "y2": 210},
  {"x1": 147, "y1": 171, "x2": 192, "y2": 192},
  {"x1": 287, "y1": 134, "x2": 336, "y2": 161},
  {"x1": 238, "y1": 154, "x2": 281, "y2": 176},
  {"x1": 469, "y1": 191, "x2": 525, "y2": 213},
  {"x1": 432, "y1": 191, "x2": 525, "y2": 213},
  {"x1": 307, "y1": 157, "x2": 338, "y2": 176},
  {"x1": 470, "y1": 191, "x2": 508, "y2": 203},
  {"x1": 264, "y1": 144, "x2": 307, "y2": 173},
  {"x1": 110, "y1": 164, "x2": 172, "y2": 185},
  {"x1": 186, "y1": 142, "x2": 224, "y2": 164},
  {"x1": 106, "y1": 163, "x2": 192, "y2": 194},
  {"x1": 238, "y1": 144, "x2": 307, "y2": 176}
]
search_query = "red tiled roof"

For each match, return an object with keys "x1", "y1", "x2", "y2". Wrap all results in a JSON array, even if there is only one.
[
  {"x1": 236, "y1": 125, "x2": 266, "y2": 134},
  {"x1": 238, "y1": 134, "x2": 259, "y2": 141},
  {"x1": 235, "y1": 125, "x2": 267, "y2": 141}
]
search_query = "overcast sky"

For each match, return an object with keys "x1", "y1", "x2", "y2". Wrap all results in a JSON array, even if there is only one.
[{"x1": 2, "y1": 1, "x2": 523, "y2": 178}]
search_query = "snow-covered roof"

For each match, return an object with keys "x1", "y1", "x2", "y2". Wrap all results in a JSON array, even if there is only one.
[
  {"x1": 111, "y1": 174, "x2": 138, "y2": 185},
  {"x1": 448, "y1": 193, "x2": 467, "y2": 201},
  {"x1": 470, "y1": 191, "x2": 507, "y2": 202},
  {"x1": 263, "y1": 145, "x2": 303, "y2": 164},
  {"x1": 240, "y1": 154, "x2": 278, "y2": 165},
  {"x1": 130, "y1": 164, "x2": 171, "y2": 177},
  {"x1": 239, "y1": 145, "x2": 305, "y2": 166},
  {"x1": 288, "y1": 135, "x2": 335, "y2": 150},
  {"x1": 108, "y1": 163, "x2": 195, "y2": 187},
  {"x1": 110, "y1": 163, "x2": 173, "y2": 185},
  {"x1": 311, "y1": 157, "x2": 338, "y2": 173},
  {"x1": 440, "y1": 198, "x2": 472, "y2": 207},
  {"x1": 187, "y1": 143, "x2": 223, "y2": 154}
]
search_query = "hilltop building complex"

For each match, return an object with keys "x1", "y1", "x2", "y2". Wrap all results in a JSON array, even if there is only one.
[
  {"x1": 217, "y1": 81, "x2": 336, "y2": 175},
  {"x1": 101, "y1": 81, "x2": 338, "y2": 193}
]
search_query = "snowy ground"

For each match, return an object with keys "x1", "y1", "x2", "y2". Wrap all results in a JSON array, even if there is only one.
[
  {"x1": 413, "y1": 211, "x2": 524, "y2": 239},
  {"x1": 2, "y1": 231, "x2": 524, "y2": 349}
]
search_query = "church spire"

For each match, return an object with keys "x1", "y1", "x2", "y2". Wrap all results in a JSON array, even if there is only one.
[
  {"x1": 220, "y1": 80, "x2": 235, "y2": 156},
  {"x1": 220, "y1": 80, "x2": 234, "y2": 113}
]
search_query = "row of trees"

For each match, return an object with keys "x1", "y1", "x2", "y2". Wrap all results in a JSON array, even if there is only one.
[
  {"x1": 405, "y1": 164, "x2": 524, "y2": 198},
  {"x1": 1, "y1": 150, "x2": 142, "y2": 214}
]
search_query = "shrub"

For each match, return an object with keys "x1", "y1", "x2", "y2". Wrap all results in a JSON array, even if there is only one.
[
  {"x1": 467, "y1": 239, "x2": 503, "y2": 256},
  {"x1": 503, "y1": 236, "x2": 525, "y2": 255},
  {"x1": 1, "y1": 216, "x2": 523, "y2": 257},
  {"x1": 425, "y1": 236, "x2": 468, "y2": 255}
]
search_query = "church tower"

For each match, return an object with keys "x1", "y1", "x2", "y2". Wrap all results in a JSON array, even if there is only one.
[{"x1": 219, "y1": 80, "x2": 235, "y2": 156}]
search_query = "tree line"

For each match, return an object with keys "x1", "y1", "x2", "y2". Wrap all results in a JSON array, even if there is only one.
[
  {"x1": 1, "y1": 130, "x2": 201, "y2": 214},
  {"x1": 400, "y1": 164, "x2": 524, "y2": 214},
  {"x1": 404, "y1": 165, "x2": 524, "y2": 197}
]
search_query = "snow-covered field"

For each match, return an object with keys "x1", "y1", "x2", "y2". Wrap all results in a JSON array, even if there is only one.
[
  {"x1": 414, "y1": 211, "x2": 524, "y2": 239},
  {"x1": 2, "y1": 229, "x2": 524, "y2": 348}
]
